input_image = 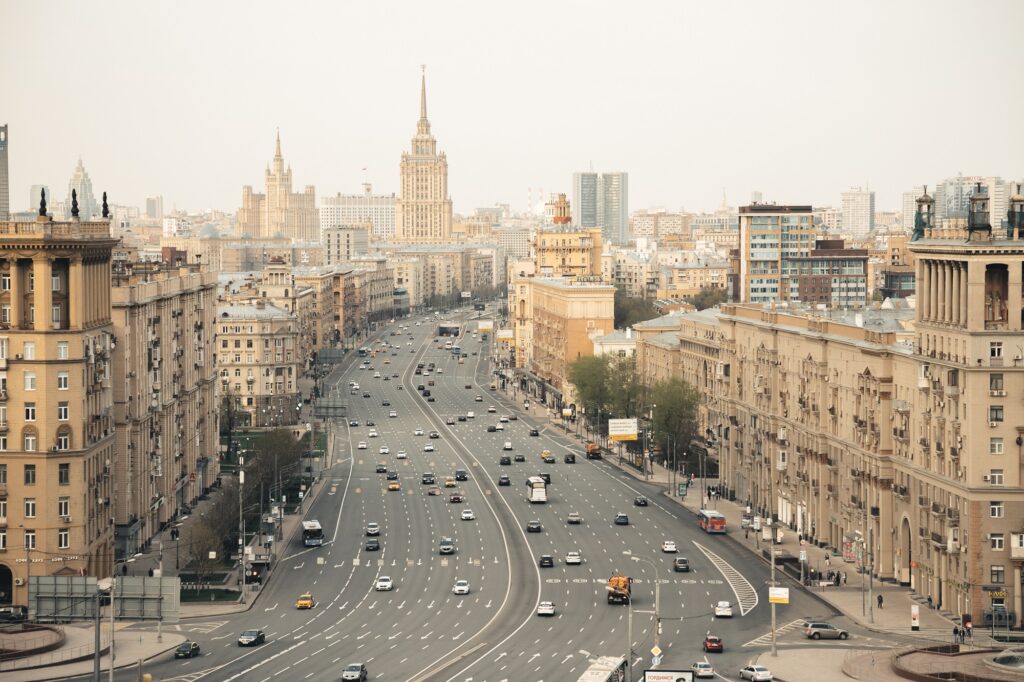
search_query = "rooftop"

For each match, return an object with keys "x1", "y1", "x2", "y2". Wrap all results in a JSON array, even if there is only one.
[{"x1": 217, "y1": 303, "x2": 292, "y2": 319}]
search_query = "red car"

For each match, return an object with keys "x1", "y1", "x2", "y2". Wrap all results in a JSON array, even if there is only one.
[{"x1": 703, "y1": 634, "x2": 723, "y2": 653}]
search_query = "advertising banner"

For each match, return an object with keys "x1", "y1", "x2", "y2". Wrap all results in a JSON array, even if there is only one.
[{"x1": 608, "y1": 418, "x2": 639, "y2": 441}]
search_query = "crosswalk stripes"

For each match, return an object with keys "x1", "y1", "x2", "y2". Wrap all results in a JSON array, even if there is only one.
[
  {"x1": 743, "y1": 619, "x2": 808, "y2": 646},
  {"x1": 157, "y1": 668, "x2": 220, "y2": 682},
  {"x1": 692, "y1": 540, "x2": 759, "y2": 616}
]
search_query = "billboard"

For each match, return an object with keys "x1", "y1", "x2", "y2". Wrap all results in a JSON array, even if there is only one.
[
  {"x1": 769, "y1": 586, "x2": 790, "y2": 604},
  {"x1": 608, "y1": 418, "x2": 639, "y2": 441},
  {"x1": 461, "y1": 291, "x2": 472, "y2": 299},
  {"x1": 643, "y1": 672, "x2": 693, "y2": 682},
  {"x1": 29, "y1": 576, "x2": 98, "y2": 622},
  {"x1": 495, "y1": 329, "x2": 514, "y2": 341},
  {"x1": 478, "y1": 319, "x2": 494, "y2": 333}
]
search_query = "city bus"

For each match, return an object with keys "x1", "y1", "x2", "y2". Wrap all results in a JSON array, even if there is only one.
[
  {"x1": 525, "y1": 476, "x2": 547, "y2": 503},
  {"x1": 697, "y1": 509, "x2": 727, "y2": 533},
  {"x1": 301, "y1": 520, "x2": 324, "y2": 546},
  {"x1": 576, "y1": 655, "x2": 626, "y2": 682},
  {"x1": 357, "y1": 347, "x2": 370, "y2": 357}
]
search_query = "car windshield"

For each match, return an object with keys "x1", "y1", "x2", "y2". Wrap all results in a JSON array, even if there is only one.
[
  {"x1": 242, "y1": 630, "x2": 259, "y2": 636},
  {"x1": 177, "y1": 643, "x2": 193, "y2": 651},
  {"x1": 344, "y1": 665, "x2": 362, "y2": 671}
]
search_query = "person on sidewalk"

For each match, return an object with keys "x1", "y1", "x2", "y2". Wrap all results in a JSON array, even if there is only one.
[
  {"x1": 877, "y1": 594, "x2": 884, "y2": 610},
  {"x1": 842, "y1": 571, "x2": 848, "y2": 586}
]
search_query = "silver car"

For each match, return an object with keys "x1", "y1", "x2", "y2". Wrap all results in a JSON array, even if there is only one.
[{"x1": 804, "y1": 622, "x2": 849, "y2": 640}]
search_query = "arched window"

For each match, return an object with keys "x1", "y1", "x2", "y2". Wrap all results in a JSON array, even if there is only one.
[{"x1": 56, "y1": 426, "x2": 72, "y2": 451}]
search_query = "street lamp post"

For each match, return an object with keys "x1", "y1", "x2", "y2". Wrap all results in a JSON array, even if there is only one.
[
  {"x1": 623, "y1": 551, "x2": 661, "y2": 674},
  {"x1": 238, "y1": 458, "x2": 246, "y2": 604}
]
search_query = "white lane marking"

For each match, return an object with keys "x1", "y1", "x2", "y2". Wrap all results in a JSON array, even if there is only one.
[{"x1": 693, "y1": 540, "x2": 759, "y2": 616}]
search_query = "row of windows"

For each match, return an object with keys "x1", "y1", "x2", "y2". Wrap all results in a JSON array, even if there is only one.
[
  {"x1": 0, "y1": 304, "x2": 66, "y2": 325},
  {"x1": 0, "y1": 496, "x2": 70, "y2": 518},
  {"x1": 0, "y1": 528, "x2": 71, "y2": 550},
  {"x1": 22, "y1": 372, "x2": 70, "y2": 391},
  {"x1": 0, "y1": 462, "x2": 72, "y2": 485},
  {"x1": 0, "y1": 339, "x2": 70, "y2": 361},
  {"x1": 0, "y1": 273, "x2": 64, "y2": 292}
]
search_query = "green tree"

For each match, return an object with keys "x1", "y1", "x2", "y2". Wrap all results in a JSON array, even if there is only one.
[
  {"x1": 687, "y1": 286, "x2": 728, "y2": 311},
  {"x1": 648, "y1": 377, "x2": 702, "y2": 470},
  {"x1": 614, "y1": 288, "x2": 660, "y2": 328},
  {"x1": 606, "y1": 354, "x2": 645, "y2": 419},
  {"x1": 185, "y1": 521, "x2": 222, "y2": 587},
  {"x1": 568, "y1": 354, "x2": 612, "y2": 438}
]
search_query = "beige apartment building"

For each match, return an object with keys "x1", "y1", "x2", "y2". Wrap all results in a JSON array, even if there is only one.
[
  {"x1": 630, "y1": 210, "x2": 689, "y2": 240},
  {"x1": 391, "y1": 257, "x2": 424, "y2": 309},
  {"x1": 634, "y1": 191, "x2": 1024, "y2": 625},
  {"x1": 656, "y1": 261, "x2": 730, "y2": 299},
  {"x1": 216, "y1": 301, "x2": 300, "y2": 427},
  {"x1": 293, "y1": 265, "x2": 340, "y2": 350},
  {"x1": 534, "y1": 227, "x2": 603, "y2": 278},
  {"x1": 110, "y1": 262, "x2": 218, "y2": 557},
  {"x1": 527, "y1": 277, "x2": 614, "y2": 408},
  {"x1": 0, "y1": 215, "x2": 119, "y2": 602}
]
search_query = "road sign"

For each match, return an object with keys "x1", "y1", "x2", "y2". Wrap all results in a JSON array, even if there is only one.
[
  {"x1": 651, "y1": 655, "x2": 662, "y2": 666},
  {"x1": 799, "y1": 550, "x2": 807, "y2": 562},
  {"x1": 651, "y1": 645, "x2": 662, "y2": 657},
  {"x1": 609, "y1": 418, "x2": 639, "y2": 441},
  {"x1": 677, "y1": 483, "x2": 687, "y2": 497},
  {"x1": 769, "y1": 586, "x2": 790, "y2": 604}
]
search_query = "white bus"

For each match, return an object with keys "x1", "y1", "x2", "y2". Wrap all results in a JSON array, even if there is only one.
[
  {"x1": 526, "y1": 476, "x2": 547, "y2": 503},
  {"x1": 302, "y1": 520, "x2": 324, "y2": 547}
]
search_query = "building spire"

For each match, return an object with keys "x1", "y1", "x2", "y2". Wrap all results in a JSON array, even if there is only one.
[
  {"x1": 420, "y1": 65, "x2": 428, "y2": 122},
  {"x1": 274, "y1": 128, "x2": 282, "y2": 159}
]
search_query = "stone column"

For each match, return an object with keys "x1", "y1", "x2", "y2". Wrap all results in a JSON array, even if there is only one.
[
  {"x1": 69, "y1": 258, "x2": 84, "y2": 329},
  {"x1": 9, "y1": 259, "x2": 22, "y2": 330},
  {"x1": 1008, "y1": 260, "x2": 1023, "y2": 332},
  {"x1": 946, "y1": 262, "x2": 955, "y2": 325},
  {"x1": 960, "y1": 262, "x2": 969, "y2": 329},
  {"x1": 930, "y1": 261, "x2": 939, "y2": 322},
  {"x1": 920, "y1": 261, "x2": 930, "y2": 320},
  {"x1": 32, "y1": 257, "x2": 53, "y2": 331}
]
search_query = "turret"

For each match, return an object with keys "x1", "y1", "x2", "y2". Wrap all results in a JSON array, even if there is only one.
[
  {"x1": 967, "y1": 182, "x2": 991, "y2": 237},
  {"x1": 1007, "y1": 183, "x2": 1024, "y2": 241},
  {"x1": 912, "y1": 185, "x2": 934, "y2": 241}
]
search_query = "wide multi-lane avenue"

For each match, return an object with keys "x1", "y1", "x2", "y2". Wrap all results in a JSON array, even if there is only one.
[{"x1": 100, "y1": 307, "x2": 886, "y2": 682}]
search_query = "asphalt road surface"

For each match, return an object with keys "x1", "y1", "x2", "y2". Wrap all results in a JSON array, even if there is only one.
[{"x1": 97, "y1": 306, "x2": 901, "y2": 682}]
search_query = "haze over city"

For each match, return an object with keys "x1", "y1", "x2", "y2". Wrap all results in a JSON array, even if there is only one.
[{"x1": 2, "y1": 0, "x2": 1022, "y2": 213}]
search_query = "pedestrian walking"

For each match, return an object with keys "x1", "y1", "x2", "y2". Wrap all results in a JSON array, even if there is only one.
[
  {"x1": 877, "y1": 594, "x2": 884, "y2": 610},
  {"x1": 842, "y1": 571, "x2": 848, "y2": 586}
]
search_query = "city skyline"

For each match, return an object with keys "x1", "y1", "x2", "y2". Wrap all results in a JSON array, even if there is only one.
[{"x1": 2, "y1": 1, "x2": 1022, "y2": 215}]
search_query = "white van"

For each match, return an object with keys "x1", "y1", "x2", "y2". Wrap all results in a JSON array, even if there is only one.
[{"x1": 503, "y1": 441, "x2": 512, "y2": 450}]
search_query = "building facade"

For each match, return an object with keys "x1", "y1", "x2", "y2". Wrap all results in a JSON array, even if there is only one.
[
  {"x1": 110, "y1": 262, "x2": 218, "y2": 558},
  {"x1": 0, "y1": 125, "x2": 8, "y2": 221},
  {"x1": 841, "y1": 187, "x2": 875, "y2": 240},
  {"x1": 237, "y1": 132, "x2": 318, "y2": 242},
  {"x1": 738, "y1": 204, "x2": 816, "y2": 304},
  {"x1": 65, "y1": 158, "x2": 98, "y2": 221},
  {"x1": 572, "y1": 171, "x2": 628, "y2": 244},
  {"x1": 0, "y1": 214, "x2": 120, "y2": 602},
  {"x1": 319, "y1": 184, "x2": 396, "y2": 241},
  {"x1": 323, "y1": 226, "x2": 369, "y2": 265},
  {"x1": 534, "y1": 228, "x2": 603, "y2": 278},
  {"x1": 394, "y1": 70, "x2": 453, "y2": 244}
]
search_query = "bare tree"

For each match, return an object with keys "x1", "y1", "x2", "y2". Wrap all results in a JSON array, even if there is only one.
[{"x1": 186, "y1": 521, "x2": 221, "y2": 588}]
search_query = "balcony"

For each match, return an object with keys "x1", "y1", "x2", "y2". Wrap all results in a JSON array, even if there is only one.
[
  {"x1": 918, "y1": 495, "x2": 929, "y2": 507},
  {"x1": 931, "y1": 502, "x2": 946, "y2": 516},
  {"x1": 870, "y1": 506, "x2": 880, "y2": 517},
  {"x1": 930, "y1": 531, "x2": 945, "y2": 548},
  {"x1": 946, "y1": 509, "x2": 960, "y2": 527}
]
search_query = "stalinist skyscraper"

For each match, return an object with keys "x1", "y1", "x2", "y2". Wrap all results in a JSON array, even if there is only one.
[
  {"x1": 394, "y1": 68, "x2": 453, "y2": 243},
  {"x1": 237, "y1": 131, "x2": 318, "y2": 242}
]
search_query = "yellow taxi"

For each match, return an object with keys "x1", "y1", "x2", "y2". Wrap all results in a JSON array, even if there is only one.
[
  {"x1": 444, "y1": 476, "x2": 457, "y2": 488},
  {"x1": 388, "y1": 480, "x2": 401, "y2": 491},
  {"x1": 295, "y1": 593, "x2": 315, "y2": 609}
]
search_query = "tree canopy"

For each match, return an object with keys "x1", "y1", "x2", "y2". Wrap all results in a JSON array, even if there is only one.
[
  {"x1": 614, "y1": 288, "x2": 660, "y2": 328},
  {"x1": 686, "y1": 286, "x2": 728, "y2": 311}
]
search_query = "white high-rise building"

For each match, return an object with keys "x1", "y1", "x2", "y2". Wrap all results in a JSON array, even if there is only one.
[
  {"x1": 320, "y1": 184, "x2": 396, "y2": 241},
  {"x1": 901, "y1": 186, "x2": 925, "y2": 232},
  {"x1": 841, "y1": 187, "x2": 875, "y2": 239},
  {"x1": 572, "y1": 170, "x2": 629, "y2": 243}
]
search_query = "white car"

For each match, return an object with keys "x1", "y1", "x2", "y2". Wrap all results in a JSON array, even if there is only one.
[
  {"x1": 357, "y1": 441, "x2": 367, "y2": 450},
  {"x1": 739, "y1": 665, "x2": 773, "y2": 681},
  {"x1": 499, "y1": 416, "x2": 509, "y2": 423},
  {"x1": 503, "y1": 441, "x2": 512, "y2": 450},
  {"x1": 495, "y1": 423, "x2": 505, "y2": 431},
  {"x1": 692, "y1": 661, "x2": 715, "y2": 679},
  {"x1": 396, "y1": 450, "x2": 407, "y2": 459},
  {"x1": 662, "y1": 540, "x2": 678, "y2": 553},
  {"x1": 452, "y1": 579, "x2": 470, "y2": 595},
  {"x1": 368, "y1": 430, "x2": 379, "y2": 438},
  {"x1": 379, "y1": 446, "x2": 390, "y2": 455},
  {"x1": 536, "y1": 601, "x2": 556, "y2": 617},
  {"x1": 352, "y1": 382, "x2": 360, "y2": 390},
  {"x1": 375, "y1": 576, "x2": 393, "y2": 591},
  {"x1": 365, "y1": 522, "x2": 380, "y2": 536},
  {"x1": 714, "y1": 601, "x2": 733, "y2": 618},
  {"x1": 424, "y1": 443, "x2": 435, "y2": 452},
  {"x1": 565, "y1": 551, "x2": 582, "y2": 565},
  {"x1": 487, "y1": 406, "x2": 497, "y2": 413},
  {"x1": 414, "y1": 428, "x2": 424, "y2": 436},
  {"x1": 460, "y1": 509, "x2": 475, "y2": 521},
  {"x1": 466, "y1": 411, "x2": 475, "y2": 419},
  {"x1": 373, "y1": 372, "x2": 381, "y2": 378},
  {"x1": 389, "y1": 410, "x2": 397, "y2": 418}
]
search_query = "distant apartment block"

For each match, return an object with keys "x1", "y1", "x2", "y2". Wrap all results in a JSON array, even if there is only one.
[{"x1": 319, "y1": 184, "x2": 396, "y2": 241}]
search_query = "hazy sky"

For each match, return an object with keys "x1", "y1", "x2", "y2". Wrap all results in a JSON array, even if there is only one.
[{"x1": 2, "y1": 0, "x2": 1022, "y2": 215}]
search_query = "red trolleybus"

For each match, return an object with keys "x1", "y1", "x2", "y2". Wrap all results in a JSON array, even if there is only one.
[{"x1": 697, "y1": 509, "x2": 727, "y2": 533}]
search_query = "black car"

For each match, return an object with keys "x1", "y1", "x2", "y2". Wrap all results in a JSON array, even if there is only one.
[
  {"x1": 429, "y1": 431, "x2": 440, "y2": 439},
  {"x1": 529, "y1": 429, "x2": 539, "y2": 436},
  {"x1": 415, "y1": 369, "x2": 422, "y2": 375},
  {"x1": 422, "y1": 473, "x2": 435, "y2": 484},
  {"x1": 382, "y1": 400, "x2": 391, "y2": 406},
  {"x1": 455, "y1": 469, "x2": 468, "y2": 481},
  {"x1": 537, "y1": 471, "x2": 551, "y2": 483},
  {"x1": 538, "y1": 554, "x2": 554, "y2": 568},
  {"x1": 362, "y1": 392, "x2": 371, "y2": 398},
  {"x1": 514, "y1": 453, "x2": 526, "y2": 462},
  {"x1": 508, "y1": 415, "x2": 518, "y2": 421},
  {"x1": 417, "y1": 384, "x2": 425, "y2": 391},
  {"x1": 375, "y1": 464, "x2": 387, "y2": 474},
  {"x1": 498, "y1": 474, "x2": 511, "y2": 486},
  {"x1": 526, "y1": 520, "x2": 542, "y2": 533},
  {"x1": 0, "y1": 606, "x2": 27, "y2": 623},
  {"x1": 464, "y1": 384, "x2": 472, "y2": 389},
  {"x1": 634, "y1": 496, "x2": 649, "y2": 507},
  {"x1": 458, "y1": 415, "x2": 467, "y2": 422},
  {"x1": 422, "y1": 390, "x2": 431, "y2": 397},
  {"x1": 427, "y1": 396, "x2": 435, "y2": 402},
  {"x1": 487, "y1": 425, "x2": 497, "y2": 433},
  {"x1": 673, "y1": 557, "x2": 690, "y2": 572},
  {"x1": 365, "y1": 538, "x2": 381, "y2": 551},
  {"x1": 564, "y1": 454, "x2": 576, "y2": 464},
  {"x1": 237, "y1": 629, "x2": 266, "y2": 646},
  {"x1": 175, "y1": 641, "x2": 201, "y2": 658},
  {"x1": 349, "y1": 420, "x2": 360, "y2": 427},
  {"x1": 614, "y1": 513, "x2": 630, "y2": 525},
  {"x1": 366, "y1": 420, "x2": 376, "y2": 427},
  {"x1": 499, "y1": 456, "x2": 511, "y2": 465},
  {"x1": 386, "y1": 471, "x2": 399, "y2": 481}
]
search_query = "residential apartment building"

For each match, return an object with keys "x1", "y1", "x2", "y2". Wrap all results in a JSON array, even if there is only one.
[
  {"x1": 391, "y1": 258, "x2": 424, "y2": 309},
  {"x1": 785, "y1": 239, "x2": 869, "y2": 308},
  {"x1": 507, "y1": 260, "x2": 536, "y2": 369},
  {"x1": 216, "y1": 301, "x2": 300, "y2": 427},
  {"x1": 656, "y1": 261, "x2": 730, "y2": 299},
  {"x1": 633, "y1": 189, "x2": 1024, "y2": 627},
  {"x1": 534, "y1": 227, "x2": 603, "y2": 278},
  {"x1": 237, "y1": 132, "x2": 318, "y2": 242},
  {"x1": 738, "y1": 204, "x2": 816, "y2": 304},
  {"x1": 319, "y1": 184, "x2": 396, "y2": 241},
  {"x1": 110, "y1": 262, "x2": 218, "y2": 558},
  {"x1": 630, "y1": 210, "x2": 688, "y2": 240},
  {"x1": 293, "y1": 266, "x2": 341, "y2": 350},
  {"x1": 0, "y1": 214, "x2": 120, "y2": 601},
  {"x1": 612, "y1": 250, "x2": 658, "y2": 299},
  {"x1": 495, "y1": 226, "x2": 533, "y2": 260},
  {"x1": 841, "y1": 187, "x2": 875, "y2": 240},
  {"x1": 323, "y1": 226, "x2": 369, "y2": 265},
  {"x1": 527, "y1": 277, "x2": 615, "y2": 408}
]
